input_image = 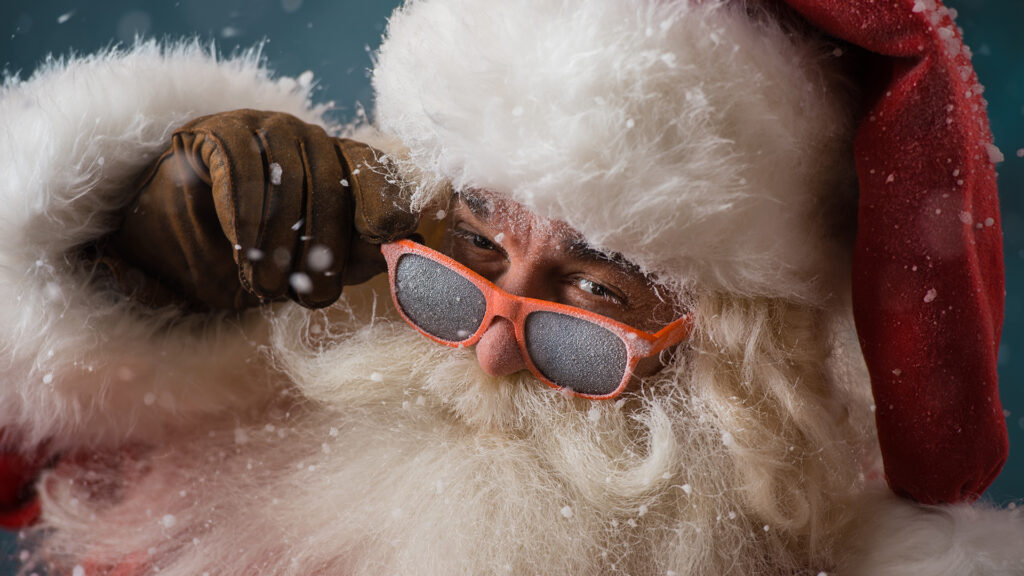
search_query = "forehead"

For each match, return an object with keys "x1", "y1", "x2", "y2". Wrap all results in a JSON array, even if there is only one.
[
  {"x1": 455, "y1": 189, "x2": 636, "y2": 268},
  {"x1": 456, "y1": 189, "x2": 578, "y2": 242}
]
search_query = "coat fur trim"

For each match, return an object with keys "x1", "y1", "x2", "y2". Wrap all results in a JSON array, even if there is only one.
[{"x1": 840, "y1": 489, "x2": 1024, "y2": 576}]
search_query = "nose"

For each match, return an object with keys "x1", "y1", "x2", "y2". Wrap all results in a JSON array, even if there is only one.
[
  {"x1": 475, "y1": 316, "x2": 528, "y2": 377},
  {"x1": 474, "y1": 262, "x2": 550, "y2": 377}
]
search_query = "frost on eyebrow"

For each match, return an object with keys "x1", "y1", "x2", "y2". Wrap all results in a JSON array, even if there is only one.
[
  {"x1": 562, "y1": 237, "x2": 641, "y2": 273},
  {"x1": 453, "y1": 189, "x2": 493, "y2": 220},
  {"x1": 452, "y1": 188, "x2": 543, "y2": 238}
]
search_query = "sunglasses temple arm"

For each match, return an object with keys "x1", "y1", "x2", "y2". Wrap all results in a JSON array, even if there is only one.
[{"x1": 647, "y1": 315, "x2": 691, "y2": 355}]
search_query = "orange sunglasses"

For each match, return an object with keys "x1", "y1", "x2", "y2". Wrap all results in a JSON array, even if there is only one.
[{"x1": 381, "y1": 239, "x2": 691, "y2": 399}]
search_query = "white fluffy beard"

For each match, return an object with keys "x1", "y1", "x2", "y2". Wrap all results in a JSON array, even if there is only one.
[{"x1": 30, "y1": 296, "x2": 866, "y2": 576}]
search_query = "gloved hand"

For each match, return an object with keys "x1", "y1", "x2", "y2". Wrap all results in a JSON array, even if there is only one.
[{"x1": 100, "y1": 109, "x2": 418, "y2": 310}]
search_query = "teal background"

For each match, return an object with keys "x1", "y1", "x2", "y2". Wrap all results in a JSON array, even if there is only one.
[{"x1": 0, "y1": 0, "x2": 1021, "y2": 571}]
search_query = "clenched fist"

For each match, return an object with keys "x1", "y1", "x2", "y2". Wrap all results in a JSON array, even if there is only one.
[{"x1": 101, "y1": 109, "x2": 418, "y2": 310}]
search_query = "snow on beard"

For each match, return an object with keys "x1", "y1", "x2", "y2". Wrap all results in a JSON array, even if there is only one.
[{"x1": 30, "y1": 294, "x2": 865, "y2": 576}]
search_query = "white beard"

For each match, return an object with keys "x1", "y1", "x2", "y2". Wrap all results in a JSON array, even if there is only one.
[{"x1": 31, "y1": 295, "x2": 871, "y2": 576}]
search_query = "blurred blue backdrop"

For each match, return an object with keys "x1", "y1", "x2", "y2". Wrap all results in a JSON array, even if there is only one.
[{"x1": 1, "y1": 0, "x2": 1021, "y2": 572}]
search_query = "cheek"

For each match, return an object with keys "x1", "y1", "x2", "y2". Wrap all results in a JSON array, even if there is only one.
[{"x1": 628, "y1": 293, "x2": 684, "y2": 334}]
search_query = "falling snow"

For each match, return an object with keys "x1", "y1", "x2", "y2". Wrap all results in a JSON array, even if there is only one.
[
  {"x1": 560, "y1": 505, "x2": 574, "y2": 519},
  {"x1": 269, "y1": 162, "x2": 283, "y2": 185},
  {"x1": 290, "y1": 272, "x2": 313, "y2": 294},
  {"x1": 161, "y1": 514, "x2": 177, "y2": 528},
  {"x1": 307, "y1": 245, "x2": 333, "y2": 272},
  {"x1": 924, "y1": 288, "x2": 938, "y2": 303},
  {"x1": 985, "y1": 143, "x2": 1004, "y2": 164},
  {"x1": 721, "y1": 431, "x2": 735, "y2": 447},
  {"x1": 57, "y1": 11, "x2": 75, "y2": 24}
]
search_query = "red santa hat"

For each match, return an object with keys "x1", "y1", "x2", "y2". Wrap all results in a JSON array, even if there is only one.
[{"x1": 372, "y1": 0, "x2": 1007, "y2": 505}]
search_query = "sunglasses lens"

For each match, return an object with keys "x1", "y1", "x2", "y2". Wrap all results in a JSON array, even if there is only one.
[
  {"x1": 524, "y1": 311, "x2": 628, "y2": 397},
  {"x1": 394, "y1": 253, "x2": 487, "y2": 342}
]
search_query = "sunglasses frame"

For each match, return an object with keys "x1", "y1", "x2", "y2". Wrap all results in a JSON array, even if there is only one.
[{"x1": 380, "y1": 239, "x2": 691, "y2": 399}]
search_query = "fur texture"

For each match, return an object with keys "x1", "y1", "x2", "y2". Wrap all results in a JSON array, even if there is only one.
[
  {"x1": 373, "y1": 0, "x2": 858, "y2": 303},
  {"x1": 31, "y1": 287, "x2": 873, "y2": 575},
  {"x1": 0, "y1": 40, "x2": 331, "y2": 453},
  {"x1": 839, "y1": 489, "x2": 1024, "y2": 575}
]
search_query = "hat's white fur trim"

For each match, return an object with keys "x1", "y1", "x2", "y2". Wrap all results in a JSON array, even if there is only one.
[
  {"x1": 374, "y1": 0, "x2": 857, "y2": 301},
  {"x1": 0, "y1": 41, "x2": 327, "y2": 451}
]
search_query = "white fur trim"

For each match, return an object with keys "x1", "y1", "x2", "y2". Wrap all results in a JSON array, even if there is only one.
[
  {"x1": 0, "y1": 41, "x2": 329, "y2": 452},
  {"x1": 841, "y1": 490, "x2": 1024, "y2": 575},
  {"x1": 373, "y1": 0, "x2": 857, "y2": 301}
]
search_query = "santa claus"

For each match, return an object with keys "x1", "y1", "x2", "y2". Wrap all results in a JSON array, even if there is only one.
[{"x1": 0, "y1": 0, "x2": 1021, "y2": 574}]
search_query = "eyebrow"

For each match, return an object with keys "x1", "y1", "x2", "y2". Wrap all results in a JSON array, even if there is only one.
[
  {"x1": 454, "y1": 190, "x2": 644, "y2": 274},
  {"x1": 562, "y1": 237, "x2": 641, "y2": 274},
  {"x1": 454, "y1": 190, "x2": 492, "y2": 220}
]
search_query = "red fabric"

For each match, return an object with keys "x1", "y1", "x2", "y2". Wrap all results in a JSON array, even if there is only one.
[
  {"x1": 784, "y1": 0, "x2": 1007, "y2": 503},
  {"x1": 0, "y1": 446, "x2": 44, "y2": 530}
]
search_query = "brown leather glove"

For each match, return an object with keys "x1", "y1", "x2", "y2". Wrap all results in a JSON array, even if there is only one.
[{"x1": 101, "y1": 109, "x2": 418, "y2": 310}]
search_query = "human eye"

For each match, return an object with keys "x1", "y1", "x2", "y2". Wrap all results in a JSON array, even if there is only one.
[
  {"x1": 443, "y1": 222, "x2": 508, "y2": 280},
  {"x1": 570, "y1": 275, "x2": 625, "y2": 306},
  {"x1": 451, "y1": 227, "x2": 499, "y2": 252}
]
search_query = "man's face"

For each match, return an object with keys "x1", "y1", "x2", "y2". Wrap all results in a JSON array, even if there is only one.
[{"x1": 439, "y1": 189, "x2": 682, "y2": 381}]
